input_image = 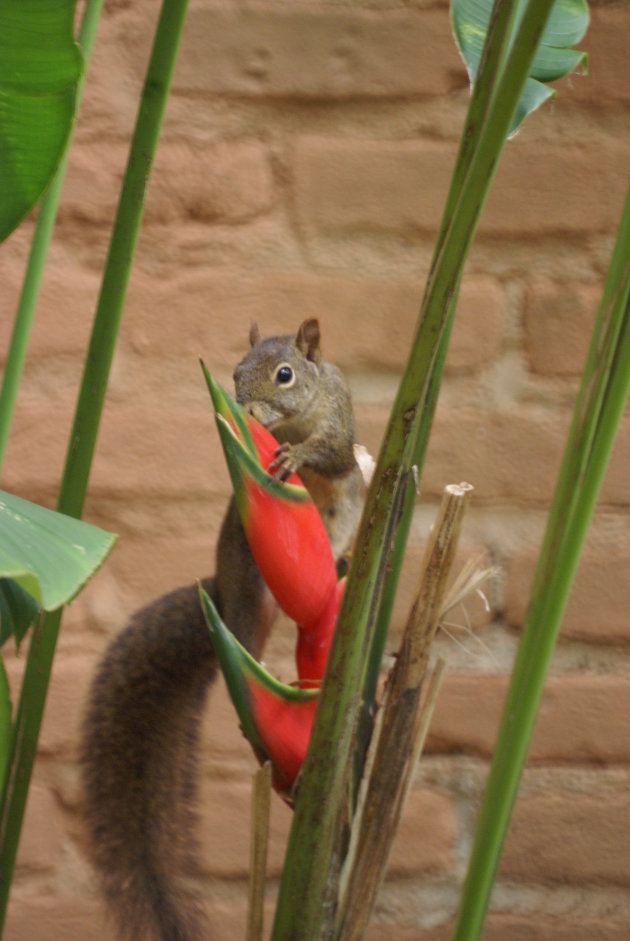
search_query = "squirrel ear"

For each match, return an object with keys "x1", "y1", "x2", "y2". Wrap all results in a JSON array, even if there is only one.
[
  {"x1": 249, "y1": 322, "x2": 261, "y2": 348},
  {"x1": 296, "y1": 319, "x2": 321, "y2": 364}
]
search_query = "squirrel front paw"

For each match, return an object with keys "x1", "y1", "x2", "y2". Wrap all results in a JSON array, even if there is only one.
[{"x1": 269, "y1": 442, "x2": 304, "y2": 482}]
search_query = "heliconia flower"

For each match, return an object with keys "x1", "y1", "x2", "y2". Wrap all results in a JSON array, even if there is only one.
[
  {"x1": 201, "y1": 362, "x2": 338, "y2": 629},
  {"x1": 200, "y1": 361, "x2": 260, "y2": 461},
  {"x1": 296, "y1": 579, "x2": 346, "y2": 687},
  {"x1": 200, "y1": 586, "x2": 318, "y2": 797}
]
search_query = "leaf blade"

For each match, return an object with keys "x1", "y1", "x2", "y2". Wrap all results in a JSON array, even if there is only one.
[
  {"x1": 0, "y1": 490, "x2": 116, "y2": 613},
  {"x1": 0, "y1": 0, "x2": 83, "y2": 241},
  {"x1": 452, "y1": 0, "x2": 589, "y2": 135}
]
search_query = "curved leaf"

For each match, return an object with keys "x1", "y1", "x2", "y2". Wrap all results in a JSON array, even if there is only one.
[
  {"x1": 0, "y1": 579, "x2": 41, "y2": 648},
  {"x1": 452, "y1": 0, "x2": 589, "y2": 136},
  {"x1": 200, "y1": 585, "x2": 319, "y2": 793},
  {"x1": 0, "y1": 0, "x2": 82, "y2": 241},
  {"x1": 0, "y1": 490, "x2": 116, "y2": 614}
]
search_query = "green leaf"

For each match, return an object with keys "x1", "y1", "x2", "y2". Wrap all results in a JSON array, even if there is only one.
[
  {"x1": 0, "y1": 490, "x2": 116, "y2": 614},
  {"x1": 199, "y1": 585, "x2": 317, "y2": 752},
  {"x1": 452, "y1": 0, "x2": 589, "y2": 136},
  {"x1": 200, "y1": 359, "x2": 257, "y2": 457},
  {"x1": 0, "y1": 0, "x2": 83, "y2": 241},
  {"x1": 199, "y1": 585, "x2": 265, "y2": 751},
  {"x1": 0, "y1": 657, "x2": 11, "y2": 792},
  {"x1": 215, "y1": 415, "x2": 311, "y2": 506},
  {"x1": 0, "y1": 579, "x2": 41, "y2": 648}
]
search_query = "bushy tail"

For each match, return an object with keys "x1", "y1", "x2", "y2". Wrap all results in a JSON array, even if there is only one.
[{"x1": 81, "y1": 577, "x2": 218, "y2": 941}]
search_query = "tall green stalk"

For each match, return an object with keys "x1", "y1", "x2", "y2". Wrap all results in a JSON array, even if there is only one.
[
  {"x1": 0, "y1": 0, "x2": 105, "y2": 473},
  {"x1": 452, "y1": 179, "x2": 630, "y2": 941},
  {"x1": 271, "y1": 1, "x2": 557, "y2": 937},
  {"x1": 0, "y1": 0, "x2": 190, "y2": 927},
  {"x1": 362, "y1": 0, "x2": 521, "y2": 755}
]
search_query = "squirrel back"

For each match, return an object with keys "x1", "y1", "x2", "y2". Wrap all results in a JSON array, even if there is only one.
[{"x1": 80, "y1": 320, "x2": 364, "y2": 941}]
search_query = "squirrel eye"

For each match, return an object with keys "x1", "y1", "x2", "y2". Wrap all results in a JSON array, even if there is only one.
[{"x1": 274, "y1": 363, "x2": 295, "y2": 387}]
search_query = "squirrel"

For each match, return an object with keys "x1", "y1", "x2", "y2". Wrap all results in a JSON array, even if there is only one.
[{"x1": 80, "y1": 319, "x2": 365, "y2": 941}]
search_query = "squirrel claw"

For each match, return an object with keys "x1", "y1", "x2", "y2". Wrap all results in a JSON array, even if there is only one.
[{"x1": 269, "y1": 443, "x2": 298, "y2": 482}]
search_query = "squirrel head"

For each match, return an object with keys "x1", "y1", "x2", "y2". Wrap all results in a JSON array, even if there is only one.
[{"x1": 233, "y1": 319, "x2": 323, "y2": 438}]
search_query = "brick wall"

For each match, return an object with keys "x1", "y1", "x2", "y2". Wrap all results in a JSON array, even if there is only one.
[{"x1": 1, "y1": 0, "x2": 629, "y2": 938}]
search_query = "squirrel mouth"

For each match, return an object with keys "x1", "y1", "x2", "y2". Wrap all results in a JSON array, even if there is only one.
[{"x1": 246, "y1": 402, "x2": 284, "y2": 430}]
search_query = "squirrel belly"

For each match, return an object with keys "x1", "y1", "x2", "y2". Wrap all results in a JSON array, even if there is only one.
[{"x1": 80, "y1": 320, "x2": 365, "y2": 941}]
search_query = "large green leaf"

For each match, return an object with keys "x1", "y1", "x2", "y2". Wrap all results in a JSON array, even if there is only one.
[
  {"x1": 0, "y1": 0, "x2": 83, "y2": 241},
  {"x1": 0, "y1": 490, "x2": 116, "y2": 621},
  {"x1": 452, "y1": 0, "x2": 589, "y2": 136}
]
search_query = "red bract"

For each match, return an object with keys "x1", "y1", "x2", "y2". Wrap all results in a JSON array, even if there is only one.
[
  {"x1": 250, "y1": 683, "x2": 318, "y2": 793},
  {"x1": 211, "y1": 402, "x2": 338, "y2": 628},
  {"x1": 227, "y1": 411, "x2": 338, "y2": 627},
  {"x1": 244, "y1": 416, "x2": 301, "y2": 483},
  {"x1": 296, "y1": 579, "x2": 346, "y2": 687},
  {"x1": 201, "y1": 367, "x2": 349, "y2": 791},
  {"x1": 200, "y1": 586, "x2": 319, "y2": 798},
  {"x1": 241, "y1": 474, "x2": 337, "y2": 628}
]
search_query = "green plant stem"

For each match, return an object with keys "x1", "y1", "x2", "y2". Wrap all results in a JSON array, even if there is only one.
[
  {"x1": 0, "y1": 0, "x2": 190, "y2": 927},
  {"x1": 271, "y1": 2, "x2": 556, "y2": 937},
  {"x1": 362, "y1": 301, "x2": 453, "y2": 716},
  {"x1": 362, "y1": 0, "x2": 525, "y2": 720},
  {"x1": 452, "y1": 180, "x2": 630, "y2": 941},
  {"x1": 0, "y1": 0, "x2": 105, "y2": 476},
  {"x1": 430, "y1": 0, "x2": 517, "y2": 276}
]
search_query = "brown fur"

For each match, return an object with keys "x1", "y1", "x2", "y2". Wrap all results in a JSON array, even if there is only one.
[{"x1": 80, "y1": 321, "x2": 364, "y2": 940}]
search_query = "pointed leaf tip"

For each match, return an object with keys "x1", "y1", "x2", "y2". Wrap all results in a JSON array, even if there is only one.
[{"x1": 199, "y1": 584, "x2": 319, "y2": 791}]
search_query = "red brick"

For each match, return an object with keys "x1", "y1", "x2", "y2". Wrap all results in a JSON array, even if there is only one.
[
  {"x1": 204, "y1": 894, "x2": 275, "y2": 941},
  {"x1": 568, "y1": 7, "x2": 630, "y2": 105},
  {"x1": 146, "y1": 139, "x2": 275, "y2": 224},
  {"x1": 505, "y1": 545, "x2": 630, "y2": 644},
  {"x1": 98, "y1": 526, "x2": 224, "y2": 613},
  {"x1": 422, "y1": 406, "x2": 567, "y2": 504},
  {"x1": 1, "y1": 397, "x2": 229, "y2": 497},
  {"x1": 22, "y1": 265, "x2": 100, "y2": 360},
  {"x1": 422, "y1": 406, "x2": 629, "y2": 508},
  {"x1": 59, "y1": 136, "x2": 274, "y2": 230},
  {"x1": 501, "y1": 789, "x2": 630, "y2": 885},
  {"x1": 10, "y1": 654, "x2": 95, "y2": 757},
  {"x1": 483, "y1": 914, "x2": 629, "y2": 941},
  {"x1": 293, "y1": 137, "x2": 629, "y2": 239},
  {"x1": 484, "y1": 139, "x2": 628, "y2": 235},
  {"x1": 58, "y1": 139, "x2": 127, "y2": 226},
  {"x1": 195, "y1": 778, "x2": 455, "y2": 883},
  {"x1": 427, "y1": 673, "x2": 630, "y2": 763},
  {"x1": 366, "y1": 924, "x2": 452, "y2": 941},
  {"x1": 388, "y1": 787, "x2": 456, "y2": 876},
  {"x1": 524, "y1": 282, "x2": 601, "y2": 376},
  {"x1": 389, "y1": 541, "x2": 494, "y2": 639},
  {"x1": 447, "y1": 277, "x2": 505, "y2": 374},
  {"x1": 294, "y1": 138, "x2": 455, "y2": 238},
  {"x1": 602, "y1": 416, "x2": 630, "y2": 507},
  {"x1": 4, "y1": 896, "x2": 115, "y2": 941},
  {"x1": 72, "y1": 9, "x2": 143, "y2": 141},
  {"x1": 121, "y1": 267, "x2": 419, "y2": 373},
  {"x1": 196, "y1": 777, "x2": 292, "y2": 878},
  {"x1": 174, "y1": 8, "x2": 464, "y2": 99},
  {"x1": 15, "y1": 784, "x2": 66, "y2": 874},
  {"x1": 0, "y1": 260, "x2": 500, "y2": 392},
  {"x1": 92, "y1": 268, "x2": 501, "y2": 378},
  {"x1": 60, "y1": 562, "x2": 130, "y2": 640}
]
